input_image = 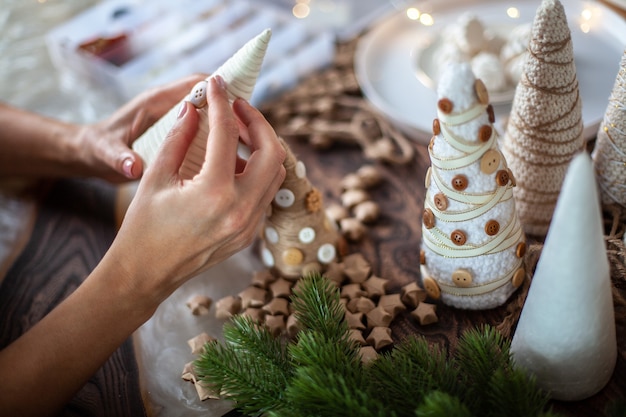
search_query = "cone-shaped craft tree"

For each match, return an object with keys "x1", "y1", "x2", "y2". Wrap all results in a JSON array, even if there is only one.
[
  {"x1": 592, "y1": 51, "x2": 626, "y2": 206},
  {"x1": 511, "y1": 152, "x2": 616, "y2": 401},
  {"x1": 132, "y1": 29, "x2": 272, "y2": 177},
  {"x1": 420, "y1": 62, "x2": 526, "y2": 310},
  {"x1": 501, "y1": 0, "x2": 584, "y2": 237},
  {"x1": 259, "y1": 140, "x2": 341, "y2": 279}
]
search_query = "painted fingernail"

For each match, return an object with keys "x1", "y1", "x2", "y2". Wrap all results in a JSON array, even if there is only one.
[
  {"x1": 213, "y1": 75, "x2": 227, "y2": 91},
  {"x1": 123, "y1": 158, "x2": 134, "y2": 178},
  {"x1": 177, "y1": 101, "x2": 188, "y2": 119}
]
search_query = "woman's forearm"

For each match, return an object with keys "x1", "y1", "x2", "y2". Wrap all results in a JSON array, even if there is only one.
[{"x1": 0, "y1": 103, "x2": 84, "y2": 178}]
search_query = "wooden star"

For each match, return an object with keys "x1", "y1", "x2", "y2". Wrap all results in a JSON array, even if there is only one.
[
  {"x1": 269, "y1": 277, "x2": 293, "y2": 299},
  {"x1": 215, "y1": 295, "x2": 242, "y2": 319},
  {"x1": 286, "y1": 314, "x2": 300, "y2": 338},
  {"x1": 342, "y1": 253, "x2": 371, "y2": 283},
  {"x1": 359, "y1": 346, "x2": 379, "y2": 365},
  {"x1": 347, "y1": 296, "x2": 376, "y2": 314},
  {"x1": 186, "y1": 294, "x2": 212, "y2": 316},
  {"x1": 366, "y1": 326, "x2": 393, "y2": 350},
  {"x1": 262, "y1": 297, "x2": 290, "y2": 316},
  {"x1": 345, "y1": 310, "x2": 366, "y2": 330},
  {"x1": 238, "y1": 286, "x2": 268, "y2": 309},
  {"x1": 240, "y1": 307, "x2": 265, "y2": 323},
  {"x1": 341, "y1": 283, "x2": 367, "y2": 300},
  {"x1": 323, "y1": 261, "x2": 345, "y2": 285},
  {"x1": 348, "y1": 328, "x2": 367, "y2": 346},
  {"x1": 251, "y1": 270, "x2": 276, "y2": 289},
  {"x1": 362, "y1": 275, "x2": 388, "y2": 298},
  {"x1": 401, "y1": 282, "x2": 427, "y2": 307},
  {"x1": 366, "y1": 305, "x2": 393, "y2": 328},
  {"x1": 264, "y1": 314, "x2": 286, "y2": 336},
  {"x1": 378, "y1": 294, "x2": 406, "y2": 318},
  {"x1": 411, "y1": 302, "x2": 438, "y2": 326},
  {"x1": 187, "y1": 332, "x2": 215, "y2": 355}
]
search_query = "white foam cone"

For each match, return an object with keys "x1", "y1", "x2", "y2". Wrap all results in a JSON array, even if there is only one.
[
  {"x1": 133, "y1": 28, "x2": 272, "y2": 174},
  {"x1": 510, "y1": 152, "x2": 617, "y2": 401}
]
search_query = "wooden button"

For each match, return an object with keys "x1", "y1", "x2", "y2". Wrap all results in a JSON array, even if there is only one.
[
  {"x1": 495, "y1": 170, "x2": 510, "y2": 186},
  {"x1": 432, "y1": 118, "x2": 441, "y2": 135},
  {"x1": 480, "y1": 149, "x2": 501, "y2": 174},
  {"x1": 484, "y1": 219, "x2": 500, "y2": 236},
  {"x1": 475, "y1": 79, "x2": 489, "y2": 105},
  {"x1": 516, "y1": 241, "x2": 527, "y2": 258},
  {"x1": 452, "y1": 269, "x2": 473, "y2": 288},
  {"x1": 423, "y1": 208, "x2": 435, "y2": 229},
  {"x1": 512, "y1": 267, "x2": 526, "y2": 288},
  {"x1": 451, "y1": 174, "x2": 468, "y2": 191},
  {"x1": 478, "y1": 125, "x2": 492, "y2": 142},
  {"x1": 282, "y1": 248, "x2": 304, "y2": 266},
  {"x1": 422, "y1": 276, "x2": 441, "y2": 300},
  {"x1": 425, "y1": 167, "x2": 431, "y2": 188},
  {"x1": 450, "y1": 230, "x2": 467, "y2": 245},
  {"x1": 433, "y1": 193, "x2": 448, "y2": 211},
  {"x1": 420, "y1": 249, "x2": 426, "y2": 265},
  {"x1": 507, "y1": 168, "x2": 517, "y2": 187},
  {"x1": 438, "y1": 98, "x2": 453, "y2": 114},
  {"x1": 429, "y1": 136, "x2": 435, "y2": 151},
  {"x1": 487, "y1": 104, "x2": 495, "y2": 123}
]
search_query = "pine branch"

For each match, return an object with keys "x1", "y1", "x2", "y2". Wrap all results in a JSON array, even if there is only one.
[
  {"x1": 485, "y1": 367, "x2": 550, "y2": 417},
  {"x1": 415, "y1": 391, "x2": 473, "y2": 417}
]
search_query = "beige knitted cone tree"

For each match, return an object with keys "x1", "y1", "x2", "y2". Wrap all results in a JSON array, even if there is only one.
[
  {"x1": 132, "y1": 29, "x2": 272, "y2": 178},
  {"x1": 259, "y1": 140, "x2": 342, "y2": 280},
  {"x1": 420, "y1": 62, "x2": 526, "y2": 310},
  {"x1": 501, "y1": 0, "x2": 584, "y2": 237},
  {"x1": 592, "y1": 51, "x2": 626, "y2": 206}
]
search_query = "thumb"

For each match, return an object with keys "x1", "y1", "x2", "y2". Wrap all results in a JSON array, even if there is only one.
[{"x1": 150, "y1": 102, "x2": 199, "y2": 180}]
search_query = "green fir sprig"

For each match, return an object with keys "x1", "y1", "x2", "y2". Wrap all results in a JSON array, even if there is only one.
[{"x1": 194, "y1": 274, "x2": 560, "y2": 417}]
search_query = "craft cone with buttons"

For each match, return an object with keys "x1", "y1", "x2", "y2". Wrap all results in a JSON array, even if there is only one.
[
  {"x1": 132, "y1": 28, "x2": 272, "y2": 175},
  {"x1": 420, "y1": 62, "x2": 526, "y2": 310},
  {"x1": 592, "y1": 50, "x2": 626, "y2": 207},
  {"x1": 501, "y1": 0, "x2": 584, "y2": 237},
  {"x1": 259, "y1": 140, "x2": 342, "y2": 279}
]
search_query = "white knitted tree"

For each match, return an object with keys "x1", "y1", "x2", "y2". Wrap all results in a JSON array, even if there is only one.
[
  {"x1": 501, "y1": 0, "x2": 584, "y2": 237},
  {"x1": 592, "y1": 51, "x2": 626, "y2": 206},
  {"x1": 420, "y1": 62, "x2": 526, "y2": 310}
]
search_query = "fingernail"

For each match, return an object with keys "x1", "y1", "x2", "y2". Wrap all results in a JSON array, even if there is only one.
[
  {"x1": 123, "y1": 158, "x2": 134, "y2": 178},
  {"x1": 177, "y1": 101, "x2": 188, "y2": 119},
  {"x1": 213, "y1": 75, "x2": 227, "y2": 91}
]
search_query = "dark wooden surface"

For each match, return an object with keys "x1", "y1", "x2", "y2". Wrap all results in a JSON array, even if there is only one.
[{"x1": 0, "y1": 178, "x2": 146, "y2": 417}]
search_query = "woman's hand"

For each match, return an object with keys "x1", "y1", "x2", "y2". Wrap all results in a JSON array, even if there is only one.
[
  {"x1": 109, "y1": 76, "x2": 286, "y2": 305},
  {"x1": 73, "y1": 74, "x2": 205, "y2": 182}
]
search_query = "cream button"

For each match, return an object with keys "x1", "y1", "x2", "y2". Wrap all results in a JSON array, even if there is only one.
[
  {"x1": 261, "y1": 247, "x2": 275, "y2": 267},
  {"x1": 188, "y1": 80, "x2": 208, "y2": 108},
  {"x1": 422, "y1": 276, "x2": 441, "y2": 300},
  {"x1": 265, "y1": 226, "x2": 279, "y2": 244},
  {"x1": 480, "y1": 149, "x2": 501, "y2": 174},
  {"x1": 475, "y1": 79, "x2": 489, "y2": 105},
  {"x1": 298, "y1": 227, "x2": 316, "y2": 243},
  {"x1": 282, "y1": 248, "x2": 304, "y2": 266},
  {"x1": 452, "y1": 269, "x2": 473, "y2": 288},
  {"x1": 274, "y1": 188, "x2": 295, "y2": 208},
  {"x1": 433, "y1": 193, "x2": 448, "y2": 211},
  {"x1": 317, "y1": 243, "x2": 336, "y2": 264},
  {"x1": 295, "y1": 161, "x2": 306, "y2": 178},
  {"x1": 425, "y1": 167, "x2": 432, "y2": 188}
]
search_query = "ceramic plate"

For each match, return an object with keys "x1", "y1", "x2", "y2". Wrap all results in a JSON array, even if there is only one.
[{"x1": 355, "y1": 0, "x2": 626, "y2": 144}]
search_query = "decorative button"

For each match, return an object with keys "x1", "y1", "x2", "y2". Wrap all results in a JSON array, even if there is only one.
[
  {"x1": 264, "y1": 226, "x2": 279, "y2": 244},
  {"x1": 423, "y1": 208, "x2": 435, "y2": 229},
  {"x1": 487, "y1": 104, "x2": 495, "y2": 123},
  {"x1": 274, "y1": 188, "x2": 295, "y2": 208},
  {"x1": 475, "y1": 79, "x2": 489, "y2": 105},
  {"x1": 438, "y1": 98, "x2": 453, "y2": 114},
  {"x1": 451, "y1": 174, "x2": 468, "y2": 191},
  {"x1": 432, "y1": 118, "x2": 441, "y2": 135},
  {"x1": 425, "y1": 167, "x2": 432, "y2": 188},
  {"x1": 295, "y1": 161, "x2": 306, "y2": 178},
  {"x1": 480, "y1": 149, "x2": 501, "y2": 174},
  {"x1": 429, "y1": 136, "x2": 435, "y2": 152},
  {"x1": 452, "y1": 269, "x2": 473, "y2": 288},
  {"x1": 188, "y1": 80, "x2": 208, "y2": 108},
  {"x1": 478, "y1": 125, "x2": 492, "y2": 143},
  {"x1": 282, "y1": 248, "x2": 304, "y2": 266},
  {"x1": 484, "y1": 219, "x2": 500, "y2": 236},
  {"x1": 261, "y1": 247, "x2": 275, "y2": 267},
  {"x1": 298, "y1": 227, "x2": 316, "y2": 243},
  {"x1": 422, "y1": 276, "x2": 441, "y2": 299},
  {"x1": 511, "y1": 267, "x2": 526, "y2": 288},
  {"x1": 433, "y1": 193, "x2": 448, "y2": 211},
  {"x1": 516, "y1": 241, "x2": 527, "y2": 258},
  {"x1": 495, "y1": 170, "x2": 510, "y2": 186},
  {"x1": 450, "y1": 230, "x2": 467, "y2": 245},
  {"x1": 420, "y1": 249, "x2": 426, "y2": 265},
  {"x1": 317, "y1": 243, "x2": 336, "y2": 264}
]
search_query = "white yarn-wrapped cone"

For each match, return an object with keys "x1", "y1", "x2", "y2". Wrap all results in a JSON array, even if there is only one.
[
  {"x1": 511, "y1": 152, "x2": 616, "y2": 401},
  {"x1": 592, "y1": 51, "x2": 626, "y2": 206},
  {"x1": 419, "y1": 62, "x2": 526, "y2": 310},
  {"x1": 501, "y1": 0, "x2": 584, "y2": 237},
  {"x1": 132, "y1": 28, "x2": 272, "y2": 178}
]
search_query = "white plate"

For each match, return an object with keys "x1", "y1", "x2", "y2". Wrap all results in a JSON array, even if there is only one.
[{"x1": 355, "y1": 0, "x2": 626, "y2": 144}]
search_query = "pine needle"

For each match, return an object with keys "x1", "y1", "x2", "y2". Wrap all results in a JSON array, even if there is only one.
[{"x1": 415, "y1": 391, "x2": 473, "y2": 417}]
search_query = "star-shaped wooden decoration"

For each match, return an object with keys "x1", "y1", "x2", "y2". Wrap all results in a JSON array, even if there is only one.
[
  {"x1": 411, "y1": 302, "x2": 438, "y2": 326},
  {"x1": 366, "y1": 326, "x2": 393, "y2": 350}
]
